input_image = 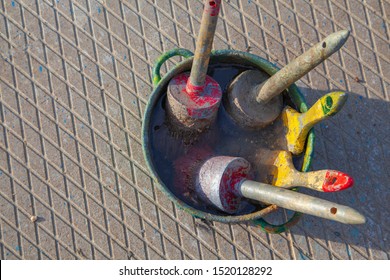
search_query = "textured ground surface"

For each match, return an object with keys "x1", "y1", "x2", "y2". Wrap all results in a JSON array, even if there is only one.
[{"x1": 0, "y1": 0, "x2": 389, "y2": 260}]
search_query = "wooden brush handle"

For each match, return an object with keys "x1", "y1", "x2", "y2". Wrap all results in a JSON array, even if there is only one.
[
  {"x1": 256, "y1": 30, "x2": 350, "y2": 103},
  {"x1": 292, "y1": 170, "x2": 354, "y2": 192},
  {"x1": 187, "y1": 0, "x2": 221, "y2": 93},
  {"x1": 240, "y1": 180, "x2": 365, "y2": 224},
  {"x1": 300, "y1": 91, "x2": 348, "y2": 126}
]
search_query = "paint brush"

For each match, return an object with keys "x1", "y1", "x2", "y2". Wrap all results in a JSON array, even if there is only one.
[
  {"x1": 166, "y1": 0, "x2": 222, "y2": 135},
  {"x1": 196, "y1": 156, "x2": 365, "y2": 224},
  {"x1": 256, "y1": 149, "x2": 354, "y2": 192},
  {"x1": 224, "y1": 30, "x2": 350, "y2": 128}
]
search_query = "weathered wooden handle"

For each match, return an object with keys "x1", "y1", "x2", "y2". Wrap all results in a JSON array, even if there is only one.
[
  {"x1": 240, "y1": 180, "x2": 365, "y2": 224},
  {"x1": 256, "y1": 30, "x2": 350, "y2": 103},
  {"x1": 187, "y1": 0, "x2": 221, "y2": 94}
]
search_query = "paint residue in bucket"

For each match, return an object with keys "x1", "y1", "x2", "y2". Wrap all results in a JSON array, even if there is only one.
[{"x1": 150, "y1": 64, "x2": 302, "y2": 215}]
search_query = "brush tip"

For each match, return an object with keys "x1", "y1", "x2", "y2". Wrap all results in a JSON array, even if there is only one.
[
  {"x1": 336, "y1": 29, "x2": 350, "y2": 40},
  {"x1": 328, "y1": 29, "x2": 350, "y2": 41},
  {"x1": 320, "y1": 91, "x2": 348, "y2": 117},
  {"x1": 341, "y1": 207, "x2": 366, "y2": 224}
]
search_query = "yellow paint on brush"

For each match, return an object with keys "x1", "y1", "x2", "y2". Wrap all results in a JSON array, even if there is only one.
[
  {"x1": 269, "y1": 150, "x2": 354, "y2": 192},
  {"x1": 270, "y1": 150, "x2": 327, "y2": 192},
  {"x1": 282, "y1": 91, "x2": 348, "y2": 154}
]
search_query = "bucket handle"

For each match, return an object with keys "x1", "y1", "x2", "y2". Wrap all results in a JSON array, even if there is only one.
[
  {"x1": 152, "y1": 48, "x2": 194, "y2": 87},
  {"x1": 252, "y1": 211, "x2": 303, "y2": 234}
]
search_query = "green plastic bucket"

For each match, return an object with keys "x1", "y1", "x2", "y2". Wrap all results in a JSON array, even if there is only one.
[{"x1": 142, "y1": 49, "x2": 315, "y2": 233}]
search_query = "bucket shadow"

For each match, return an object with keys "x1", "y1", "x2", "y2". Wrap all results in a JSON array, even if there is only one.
[{"x1": 281, "y1": 86, "x2": 389, "y2": 256}]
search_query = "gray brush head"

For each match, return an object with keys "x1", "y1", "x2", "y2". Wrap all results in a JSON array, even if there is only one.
[{"x1": 196, "y1": 156, "x2": 251, "y2": 213}]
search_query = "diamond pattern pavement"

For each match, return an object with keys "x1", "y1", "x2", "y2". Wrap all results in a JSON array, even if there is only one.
[{"x1": 0, "y1": 0, "x2": 389, "y2": 259}]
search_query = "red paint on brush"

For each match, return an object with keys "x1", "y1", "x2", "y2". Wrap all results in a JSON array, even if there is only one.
[
  {"x1": 170, "y1": 72, "x2": 222, "y2": 118},
  {"x1": 220, "y1": 164, "x2": 250, "y2": 212},
  {"x1": 322, "y1": 171, "x2": 354, "y2": 192},
  {"x1": 186, "y1": 81, "x2": 205, "y2": 97},
  {"x1": 186, "y1": 103, "x2": 219, "y2": 119},
  {"x1": 205, "y1": 0, "x2": 221, "y2": 16},
  {"x1": 185, "y1": 75, "x2": 222, "y2": 105}
]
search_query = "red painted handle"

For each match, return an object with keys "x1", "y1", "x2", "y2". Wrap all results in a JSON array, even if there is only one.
[{"x1": 322, "y1": 171, "x2": 354, "y2": 192}]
